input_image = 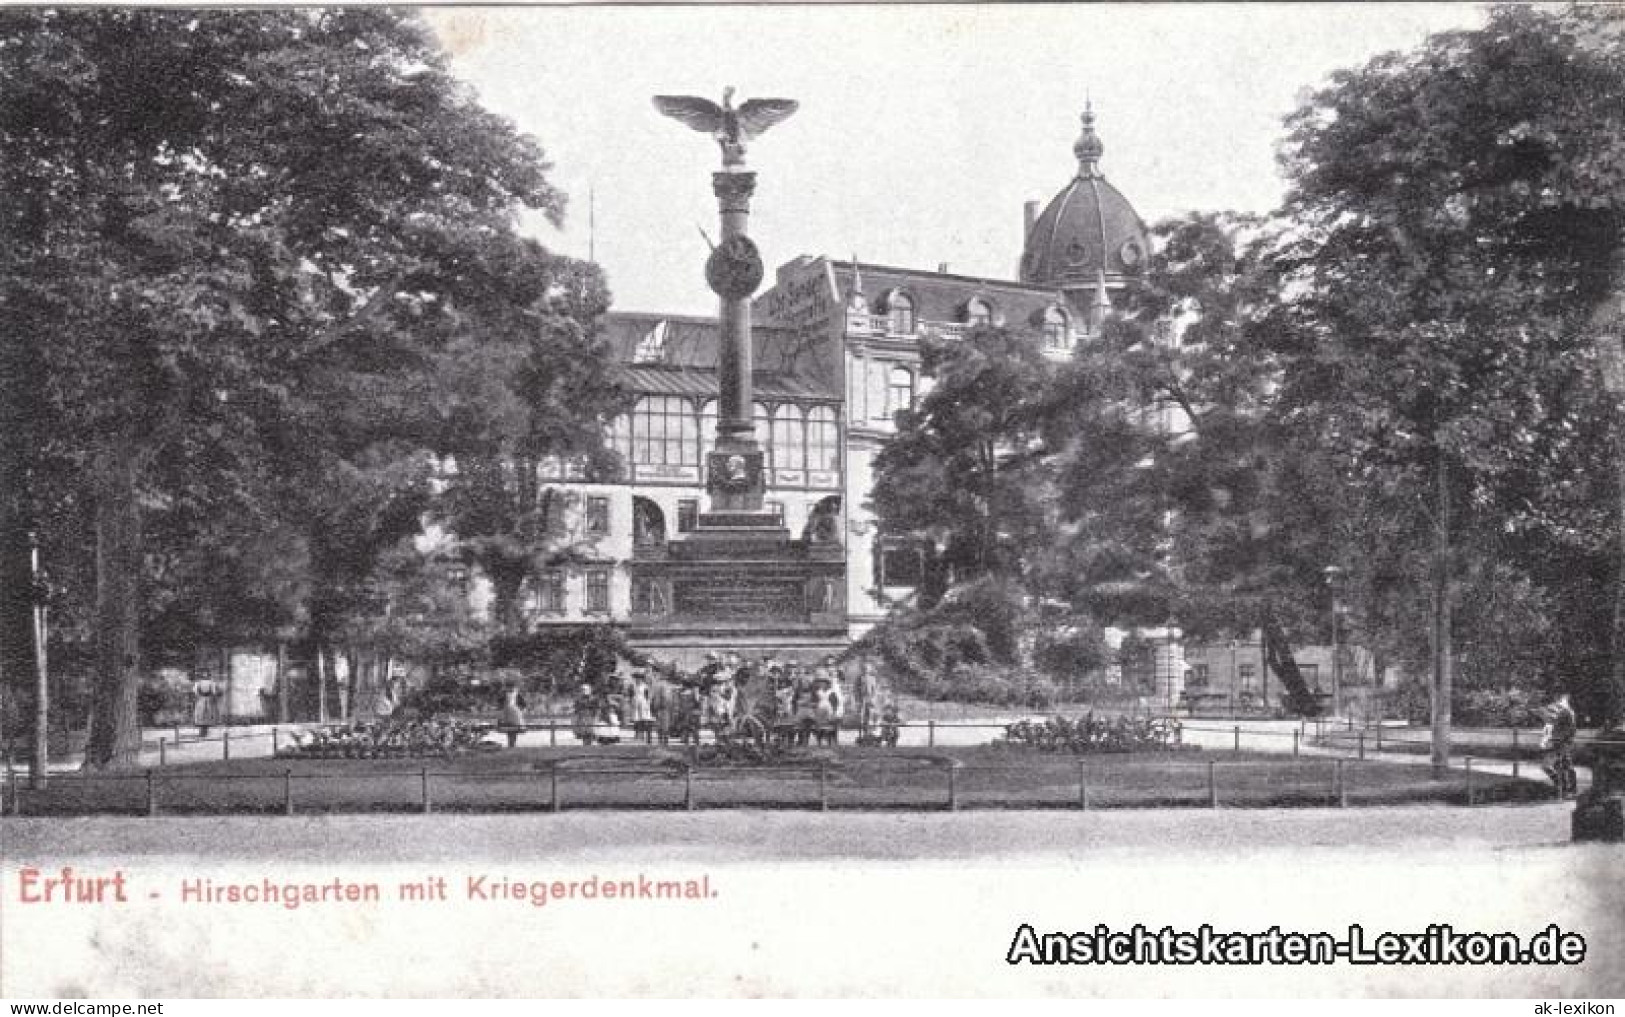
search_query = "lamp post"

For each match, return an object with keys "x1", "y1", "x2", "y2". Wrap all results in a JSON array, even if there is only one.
[
  {"x1": 1323, "y1": 566, "x2": 1345, "y2": 719},
  {"x1": 1229, "y1": 639, "x2": 1238, "y2": 719}
]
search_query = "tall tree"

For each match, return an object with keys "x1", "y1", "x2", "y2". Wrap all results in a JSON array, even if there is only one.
[
  {"x1": 863, "y1": 325, "x2": 1090, "y2": 692},
  {"x1": 1273, "y1": 4, "x2": 1625, "y2": 769},
  {"x1": 0, "y1": 10, "x2": 579, "y2": 767},
  {"x1": 431, "y1": 250, "x2": 628, "y2": 638}
]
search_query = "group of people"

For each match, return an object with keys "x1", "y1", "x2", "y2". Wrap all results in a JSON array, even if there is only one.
[{"x1": 566, "y1": 651, "x2": 900, "y2": 748}]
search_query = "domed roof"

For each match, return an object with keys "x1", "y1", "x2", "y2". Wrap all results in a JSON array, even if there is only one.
[{"x1": 1021, "y1": 106, "x2": 1150, "y2": 287}]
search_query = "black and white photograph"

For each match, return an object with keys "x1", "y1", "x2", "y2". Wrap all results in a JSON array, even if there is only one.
[{"x1": 1, "y1": 2, "x2": 1623, "y2": 1001}]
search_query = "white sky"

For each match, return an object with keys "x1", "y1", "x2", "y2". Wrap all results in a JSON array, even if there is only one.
[{"x1": 425, "y1": 3, "x2": 1488, "y2": 316}]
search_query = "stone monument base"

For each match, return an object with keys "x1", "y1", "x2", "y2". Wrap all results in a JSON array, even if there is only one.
[{"x1": 627, "y1": 508, "x2": 846, "y2": 668}]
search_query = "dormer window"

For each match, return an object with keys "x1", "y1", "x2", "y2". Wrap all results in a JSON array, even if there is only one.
[
  {"x1": 966, "y1": 297, "x2": 994, "y2": 328},
  {"x1": 632, "y1": 319, "x2": 668, "y2": 364},
  {"x1": 1042, "y1": 306, "x2": 1071, "y2": 350},
  {"x1": 883, "y1": 291, "x2": 915, "y2": 335}
]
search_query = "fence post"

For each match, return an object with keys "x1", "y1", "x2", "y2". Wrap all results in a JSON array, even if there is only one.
[
  {"x1": 1337, "y1": 759, "x2": 1348, "y2": 808},
  {"x1": 420, "y1": 765, "x2": 431, "y2": 814},
  {"x1": 8, "y1": 769, "x2": 20, "y2": 817},
  {"x1": 1233, "y1": 725, "x2": 1241, "y2": 753},
  {"x1": 272, "y1": 728, "x2": 280, "y2": 756},
  {"x1": 159, "y1": 737, "x2": 167, "y2": 767},
  {"x1": 1357, "y1": 731, "x2": 1366, "y2": 761},
  {"x1": 173, "y1": 723, "x2": 182, "y2": 745},
  {"x1": 819, "y1": 760, "x2": 830, "y2": 812},
  {"x1": 283, "y1": 769, "x2": 294, "y2": 816},
  {"x1": 551, "y1": 764, "x2": 561, "y2": 813},
  {"x1": 1375, "y1": 724, "x2": 1383, "y2": 753},
  {"x1": 223, "y1": 729, "x2": 231, "y2": 761},
  {"x1": 146, "y1": 771, "x2": 159, "y2": 817},
  {"x1": 1208, "y1": 760, "x2": 1218, "y2": 808},
  {"x1": 684, "y1": 763, "x2": 694, "y2": 812},
  {"x1": 1292, "y1": 730, "x2": 1300, "y2": 757},
  {"x1": 1511, "y1": 729, "x2": 1520, "y2": 778},
  {"x1": 1077, "y1": 759, "x2": 1089, "y2": 811},
  {"x1": 549, "y1": 722, "x2": 557, "y2": 748},
  {"x1": 927, "y1": 720, "x2": 936, "y2": 748},
  {"x1": 946, "y1": 762, "x2": 958, "y2": 812},
  {"x1": 1464, "y1": 756, "x2": 1474, "y2": 806}
]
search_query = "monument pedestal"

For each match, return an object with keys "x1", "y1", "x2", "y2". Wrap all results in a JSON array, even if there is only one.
[
  {"x1": 635, "y1": 91, "x2": 842, "y2": 664},
  {"x1": 629, "y1": 505, "x2": 845, "y2": 663}
]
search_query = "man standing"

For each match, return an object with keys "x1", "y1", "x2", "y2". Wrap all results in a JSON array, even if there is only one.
[{"x1": 1540, "y1": 692, "x2": 1579, "y2": 798}]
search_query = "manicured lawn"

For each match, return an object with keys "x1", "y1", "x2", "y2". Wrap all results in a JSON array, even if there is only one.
[
  {"x1": 1317, "y1": 724, "x2": 1616, "y2": 762},
  {"x1": 4, "y1": 741, "x2": 1554, "y2": 816}
]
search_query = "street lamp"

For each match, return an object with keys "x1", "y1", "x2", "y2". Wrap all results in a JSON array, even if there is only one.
[
  {"x1": 1323, "y1": 566, "x2": 1345, "y2": 719},
  {"x1": 1229, "y1": 639, "x2": 1239, "y2": 719}
]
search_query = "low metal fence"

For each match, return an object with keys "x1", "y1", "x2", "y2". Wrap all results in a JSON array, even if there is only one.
[
  {"x1": 2, "y1": 749, "x2": 1542, "y2": 818},
  {"x1": 15, "y1": 714, "x2": 1588, "y2": 767}
]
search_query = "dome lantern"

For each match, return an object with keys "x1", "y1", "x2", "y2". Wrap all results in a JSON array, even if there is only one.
[
  {"x1": 1073, "y1": 101, "x2": 1104, "y2": 178},
  {"x1": 1019, "y1": 104, "x2": 1150, "y2": 303}
]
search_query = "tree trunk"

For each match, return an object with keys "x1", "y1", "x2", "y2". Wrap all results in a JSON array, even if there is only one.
[
  {"x1": 342, "y1": 649, "x2": 357, "y2": 720},
  {"x1": 1261, "y1": 617, "x2": 1319, "y2": 717},
  {"x1": 315, "y1": 642, "x2": 329, "y2": 723},
  {"x1": 1596, "y1": 329, "x2": 1625, "y2": 729},
  {"x1": 0, "y1": 506, "x2": 44, "y2": 786},
  {"x1": 2, "y1": 124, "x2": 49, "y2": 786},
  {"x1": 83, "y1": 441, "x2": 144, "y2": 770},
  {"x1": 276, "y1": 641, "x2": 289, "y2": 724},
  {"x1": 1430, "y1": 454, "x2": 1453, "y2": 778},
  {"x1": 1613, "y1": 419, "x2": 1625, "y2": 728}
]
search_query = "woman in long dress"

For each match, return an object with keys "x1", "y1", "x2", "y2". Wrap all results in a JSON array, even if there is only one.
[
  {"x1": 572, "y1": 684, "x2": 599, "y2": 745},
  {"x1": 191, "y1": 678, "x2": 222, "y2": 737},
  {"x1": 500, "y1": 685, "x2": 526, "y2": 728},
  {"x1": 628, "y1": 673, "x2": 655, "y2": 744}
]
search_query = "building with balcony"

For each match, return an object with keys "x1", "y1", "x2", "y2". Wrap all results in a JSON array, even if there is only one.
[{"x1": 475, "y1": 105, "x2": 1160, "y2": 670}]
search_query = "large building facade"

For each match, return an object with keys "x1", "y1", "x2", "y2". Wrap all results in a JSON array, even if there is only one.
[{"x1": 485, "y1": 106, "x2": 1154, "y2": 672}]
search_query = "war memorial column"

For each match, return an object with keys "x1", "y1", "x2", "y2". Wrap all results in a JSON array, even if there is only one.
[{"x1": 705, "y1": 168, "x2": 765, "y2": 512}]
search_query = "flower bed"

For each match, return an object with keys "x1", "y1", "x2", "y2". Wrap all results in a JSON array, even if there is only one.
[
  {"x1": 994, "y1": 713, "x2": 1187, "y2": 754},
  {"x1": 276, "y1": 718, "x2": 496, "y2": 759}
]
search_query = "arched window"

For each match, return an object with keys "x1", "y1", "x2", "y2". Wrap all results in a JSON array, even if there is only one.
[
  {"x1": 632, "y1": 496, "x2": 666, "y2": 549},
  {"x1": 807, "y1": 406, "x2": 840, "y2": 472},
  {"x1": 631, "y1": 395, "x2": 698, "y2": 466},
  {"x1": 1043, "y1": 306, "x2": 1071, "y2": 350},
  {"x1": 771, "y1": 405, "x2": 805, "y2": 472},
  {"x1": 886, "y1": 291, "x2": 915, "y2": 335},
  {"x1": 887, "y1": 366, "x2": 915, "y2": 416},
  {"x1": 966, "y1": 297, "x2": 993, "y2": 328}
]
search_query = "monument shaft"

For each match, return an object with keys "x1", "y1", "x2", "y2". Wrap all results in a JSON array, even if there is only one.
[{"x1": 713, "y1": 171, "x2": 756, "y2": 445}]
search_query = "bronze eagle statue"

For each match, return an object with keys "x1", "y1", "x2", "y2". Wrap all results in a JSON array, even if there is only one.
[{"x1": 653, "y1": 87, "x2": 799, "y2": 168}]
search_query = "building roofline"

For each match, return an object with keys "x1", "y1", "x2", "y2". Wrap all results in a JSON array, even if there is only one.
[{"x1": 813, "y1": 257, "x2": 1067, "y2": 296}]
